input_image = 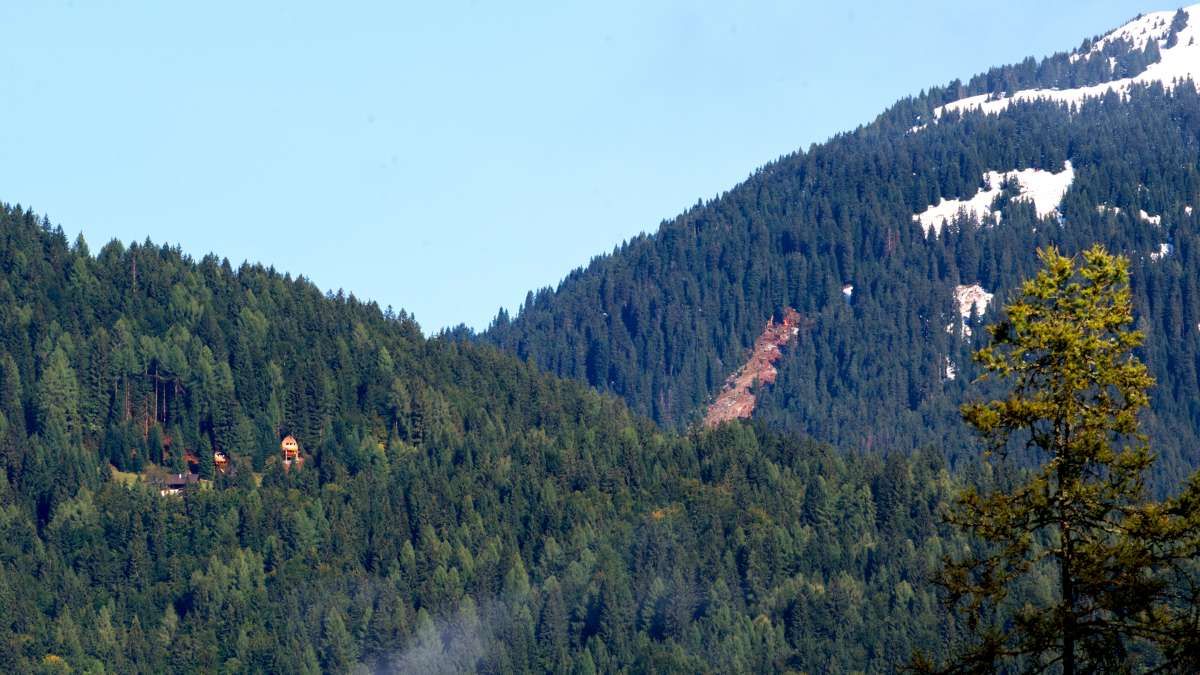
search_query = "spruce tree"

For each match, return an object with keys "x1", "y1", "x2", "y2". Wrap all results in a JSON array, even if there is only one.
[
  {"x1": 320, "y1": 607, "x2": 358, "y2": 674},
  {"x1": 920, "y1": 245, "x2": 1200, "y2": 673}
]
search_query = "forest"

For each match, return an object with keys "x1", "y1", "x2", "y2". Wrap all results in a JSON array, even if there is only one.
[
  {"x1": 0, "y1": 208, "x2": 979, "y2": 672},
  {"x1": 3, "y1": 10, "x2": 1200, "y2": 674},
  {"x1": 483, "y1": 82, "x2": 1200, "y2": 496}
]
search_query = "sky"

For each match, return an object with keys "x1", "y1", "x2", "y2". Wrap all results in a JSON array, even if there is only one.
[{"x1": 0, "y1": 0, "x2": 1164, "y2": 333}]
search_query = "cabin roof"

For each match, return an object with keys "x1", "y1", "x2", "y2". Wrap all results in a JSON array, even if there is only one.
[{"x1": 163, "y1": 473, "x2": 199, "y2": 488}]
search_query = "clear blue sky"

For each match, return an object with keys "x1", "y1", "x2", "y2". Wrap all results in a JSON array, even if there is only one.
[{"x1": 0, "y1": 1, "x2": 1160, "y2": 333}]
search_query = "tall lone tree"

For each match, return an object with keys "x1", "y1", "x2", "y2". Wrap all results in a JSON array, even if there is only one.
[{"x1": 919, "y1": 245, "x2": 1200, "y2": 673}]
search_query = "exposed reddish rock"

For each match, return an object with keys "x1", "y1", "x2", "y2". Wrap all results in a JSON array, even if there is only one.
[{"x1": 703, "y1": 308, "x2": 803, "y2": 428}]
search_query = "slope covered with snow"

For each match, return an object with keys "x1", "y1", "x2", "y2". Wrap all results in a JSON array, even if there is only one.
[
  {"x1": 935, "y1": 5, "x2": 1200, "y2": 119},
  {"x1": 1151, "y1": 242, "x2": 1175, "y2": 260},
  {"x1": 952, "y1": 284, "x2": 993, "y2": 337},
  {"x1": 1071, "y1": 10, "x2": 1174, "y2": 60},
  {"x1": 914, "y1": 183, "x2": 1002, "y2": 235},
  {"x1": 914, "y1": 161, "x2": 1074, "y2": 236}
]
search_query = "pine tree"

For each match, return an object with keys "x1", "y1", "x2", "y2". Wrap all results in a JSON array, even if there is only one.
[
  {"x1": 198, "y1": 444, "x2": 216, "y2": 479},
  {"x1": 1166, "y1": 9, "x2": 1188, "y2": 49},
  {"x1": 920, "y1": 246, "x2": 1200, "y2": 673},
  {"x1": 321, "y1": 606, "x2": 359, "y2": 673},
  {"x1": 0, "y1": 354, "x2": 25, "y2": 477},
  {"x1": 37, "y1": 345, "x2": 80, "y2": 440}
]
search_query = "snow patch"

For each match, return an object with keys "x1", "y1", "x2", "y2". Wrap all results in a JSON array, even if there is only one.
[
  {"x1": 1139, "y1": 209, "x2": 1163, "y2": 226},
  {"x1": 935, "y1": 6, "x2": 1200, "y2": 119},
  {"x1": 1005, "y1": 162, "x2": 1075, "y2": 219},
  {"x1": 1150, "y1": 242, "x2": 1174, "y2": 260},
  {"x1": 1097, "y1": 204, "x2": 1123, "y2": 216},
  {"x1": 842, "y1": 284, "x2": 854, "y2": 298},
  {"x1": 954, "y1": 283, "x2": 993, "y2": 337},
  {"x1": 913, "y1": 184, "x2": 1002, "y2": 236},
  {"x1": 914, "y1": 162, "x2": 1074, "y2": 236},
  {"x1": 1186, "y1": 205, "x2": 1195, "y2": 216},
  {"x1": 944, "y1": 357, "x2": 957, "y2": 381}
]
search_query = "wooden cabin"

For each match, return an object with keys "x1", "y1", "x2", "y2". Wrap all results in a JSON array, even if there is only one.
[
  {"x1": 281, "y1": 435, "x2": 301, "y2": 468},
  {"x1": 159, "y1": 472, "x2": 199, "y2": 497},
  {"x1": 281, "y1": 435, "x2": 299, "y2": 460}
]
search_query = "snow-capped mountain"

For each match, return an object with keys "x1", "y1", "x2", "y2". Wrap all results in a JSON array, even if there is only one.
[
  {"x1": 486, "y1": 5, "x2": 1200, "y2": 495},
  {"x1": 934, "y1": 5, "x2": 1200, "y2": 118}
]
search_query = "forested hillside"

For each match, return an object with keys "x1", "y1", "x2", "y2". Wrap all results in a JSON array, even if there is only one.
[
  {"x1": 6, "y1": 6, "x2": 1200, "y2": 673},
  {"x1": 0, "y1": 208, "x2": 979, "y2": 672},
  {"x1": 484, "y1": 13, "x2": 1200, "y2": 494}
]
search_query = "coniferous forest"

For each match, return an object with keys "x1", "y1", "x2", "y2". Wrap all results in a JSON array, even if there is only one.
[
  {"x1": 3, "y1": 7, "x2": 1200, "y2": 674},
  {"x1": 0, "y1": 210, "x2": 966, "y2": 672},
  {"x1": 484, "y1": 82, "x2": 1200, "y2": 496}
]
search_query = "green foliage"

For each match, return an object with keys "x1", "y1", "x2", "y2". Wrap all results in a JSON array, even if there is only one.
[
  {"x1": 484, "y1": 83, "x2": 1200, "y2": 498},
  {"x1": 1, "y1": 14, "x2": 1198, "y2": 671},
  {"x1": 0, "y1": 207, "x2": 969, "y2": 672},
  {"x1": 926, "y1": 246, "x2": 1200, "y2": 673}
]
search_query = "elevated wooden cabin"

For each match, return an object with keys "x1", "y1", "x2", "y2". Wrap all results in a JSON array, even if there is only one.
[{"x1": 281, "y1": 435, "x2": 301, "y2": 469}]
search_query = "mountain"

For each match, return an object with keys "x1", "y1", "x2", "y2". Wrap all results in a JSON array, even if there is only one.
[
  {"x1": 2, "y1": 6, "x2": 1199, "y2": 673},
  {"x1": 484, "y1": 5, "x2": 1200, "y2": 494},
  {"x1": 0, "y1": 206, "x2": 975, "y2": 672}
]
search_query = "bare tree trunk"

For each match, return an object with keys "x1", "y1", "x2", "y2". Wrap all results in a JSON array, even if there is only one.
[
  {"x1": 1058, "y1": 421, "x2": 1076, "y2": 675},
  {"x1": 1061, "y1": 529, "x2": 1075, "y2": 675},
  {"x1": 152, "y1": 364, "x2": 158, "y2": 424}
]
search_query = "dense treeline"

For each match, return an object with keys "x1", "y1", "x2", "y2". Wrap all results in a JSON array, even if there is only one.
[
  {"x1": 4, "y1": 12, "x2": 1198, "y2": 672},
  {"x1": 924, "y1": 246, "x2": 1200, "y2": 673},
  {"x1": 0, "y1": 210, "x2": 977, "y2": 672},
  {"x1": 484, "y1": 82, "x2": 1200, "y2": 495},
  {"x1": 881, "y1": 8, "x2": 1188, "y2": 130},
  {"x1": 917, "y1": 11, "x2": 1180, "y2": 112}
]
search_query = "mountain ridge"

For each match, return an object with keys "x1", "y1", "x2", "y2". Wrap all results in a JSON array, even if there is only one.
[
  {"x1": 930, "y1": 4, "x2": 1200, "y2": 120},
  {"x1": 0, "y1": 203, "x2": 970, "y2": 672},
  {"x1": 482, "y1": 5, "x2": 1200, "y2": 495},
  {"x1": 0, "y1": 5, "x2": 1197, "y2": 672}
]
